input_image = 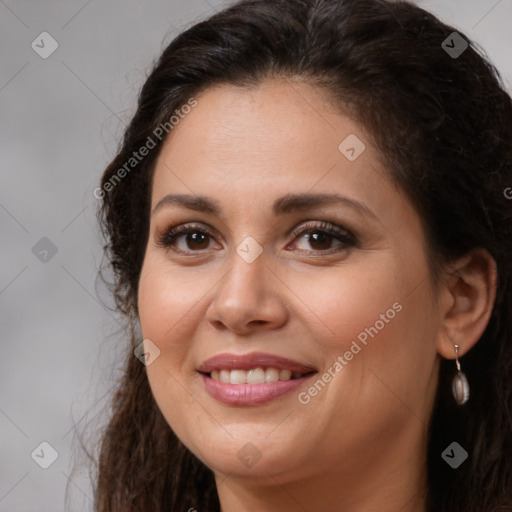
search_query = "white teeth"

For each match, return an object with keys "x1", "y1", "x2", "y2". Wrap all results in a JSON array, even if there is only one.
[
  {"x1": 209, "y1": 367, "x2": 303, "y2": 384},
  {"x1": 247, "y1": 368, "x2": 266, "y2": 384},
  {"x1": 230, "y1": 370, "x2": 246, "y2": 384},
  {"x1": 265, "y1": 368, "x2": 279, "y2": 383},
  {"x1": 279, "y1": 369, "x2": 292, "y2": 381}
]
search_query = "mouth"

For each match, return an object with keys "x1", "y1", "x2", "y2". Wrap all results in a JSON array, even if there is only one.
[{"x1": 197, "y1": 352, "x2": 317, "y2": 406}]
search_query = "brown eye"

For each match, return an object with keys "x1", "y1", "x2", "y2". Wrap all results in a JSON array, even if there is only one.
[
  {"x1": 182, "y1": 232, "x2": 210, "y2": 250},
  {"x1": 156, "y1": 223, "x2": 217, "y2": 254},
  {"x1": 305, "y1": 232, "x2": 337, "y2": 251},
  {"x1": 289, "y1": 221, "x2": 356, "y2": 254}
]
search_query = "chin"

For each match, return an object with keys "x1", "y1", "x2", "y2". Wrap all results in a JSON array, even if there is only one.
[{"x1": 183, "y1": 426, "x2": 309, "y2": 481}]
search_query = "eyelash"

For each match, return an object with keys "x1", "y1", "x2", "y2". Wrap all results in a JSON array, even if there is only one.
[{"x1": 156, "y1": 220, "x2": 356, "y2": 256}]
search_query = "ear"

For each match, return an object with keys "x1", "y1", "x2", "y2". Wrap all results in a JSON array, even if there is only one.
[{"x1": 436, "y1": 248, "x2": 497, "y2": 359}]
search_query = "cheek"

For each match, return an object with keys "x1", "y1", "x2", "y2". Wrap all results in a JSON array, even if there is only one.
[
  {"x1": 137, "y1": 257, "x2": 203, "y2": 347},
  {"x1": 137, "y1": 266, "x2": 211, "y2": 436},
  {"x1": 301, "y1": 250, "x2": 437, "y2": 398},
  {"x1": 137, "y1": 260, "x2": 192, "y2": 397},
  {"x1": 137, "y1": 260, "x2": 207, "y2": 450},
  {"x1": 297, "y1": 257, "x2": 405, "y2": 349}
]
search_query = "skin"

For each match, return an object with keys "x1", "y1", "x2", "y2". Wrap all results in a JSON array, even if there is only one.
[{"x1": 137, "y1": 78, "x2": 496, "y2": 512}]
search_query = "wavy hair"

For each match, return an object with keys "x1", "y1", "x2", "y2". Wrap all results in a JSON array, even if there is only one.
[{"x1": 92, "y1": 0, "x2": 512, "y2": 510}]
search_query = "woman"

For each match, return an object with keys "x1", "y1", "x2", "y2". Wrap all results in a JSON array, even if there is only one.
[{"x1": 93, "y1": 0, "x2": 512, "y2": 510}]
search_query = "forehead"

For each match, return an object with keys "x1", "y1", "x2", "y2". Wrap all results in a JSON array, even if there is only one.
[
  {"x1": 157, "y1": 80, "x2": 360, "y2": 167},
  {"x1": 150, "y1": 79, "x2": 406, "y2": 224}
]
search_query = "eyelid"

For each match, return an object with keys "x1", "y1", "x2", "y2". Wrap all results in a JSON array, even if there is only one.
[{"x1": 288, "y1": 220, "x2": 354, "y2": 242}]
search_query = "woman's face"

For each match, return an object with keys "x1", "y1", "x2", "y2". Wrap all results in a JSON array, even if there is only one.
[{"x1": 138, "y1": 79, "x2": 442, "y2": 488}]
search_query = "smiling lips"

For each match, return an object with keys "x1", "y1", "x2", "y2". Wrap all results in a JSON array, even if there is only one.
[{"x1": 197, "y1": 352, "x2": 317, "y2": 405}]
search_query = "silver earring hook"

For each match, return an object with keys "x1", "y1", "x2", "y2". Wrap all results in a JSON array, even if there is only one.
[{"x1": 454, "y1": 344, "x2": 461, "y2": 372}]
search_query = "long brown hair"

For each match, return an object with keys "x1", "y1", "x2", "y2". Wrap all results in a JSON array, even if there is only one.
[{"x1": 89, "y1": 0, "x2": 512, "y2": 510}]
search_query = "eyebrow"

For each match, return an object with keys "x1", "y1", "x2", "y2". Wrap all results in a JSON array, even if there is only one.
[{"x1": 152, "y1": 192, "x2": 376, "y2": 219}]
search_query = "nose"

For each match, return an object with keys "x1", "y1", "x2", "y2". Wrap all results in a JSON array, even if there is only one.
[{"x1": 205, "y1": 244, "x2": 289, "y2": 335}]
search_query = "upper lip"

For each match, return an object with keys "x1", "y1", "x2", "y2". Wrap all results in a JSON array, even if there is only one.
[{"x1": 197, "y1": 352, "x2": 317, "y2": 374}]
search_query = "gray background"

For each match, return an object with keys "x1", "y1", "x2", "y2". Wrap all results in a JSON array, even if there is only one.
[{"x1": 1, "y1": 1, "x2": 511, "y2": 510}]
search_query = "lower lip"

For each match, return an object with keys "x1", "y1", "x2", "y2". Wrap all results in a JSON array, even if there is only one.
[{"x1": 201, "y1": 373, "x2": 315, "y2": 406}]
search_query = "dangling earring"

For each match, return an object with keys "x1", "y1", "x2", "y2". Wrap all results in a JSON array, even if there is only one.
[{"x1": 452, "y1": 344, "x2": 470, "y2": 405}]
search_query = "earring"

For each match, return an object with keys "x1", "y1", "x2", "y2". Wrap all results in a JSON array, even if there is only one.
[{"x1": 452, "y1": 344, "x2": 470, "y2": 405}]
